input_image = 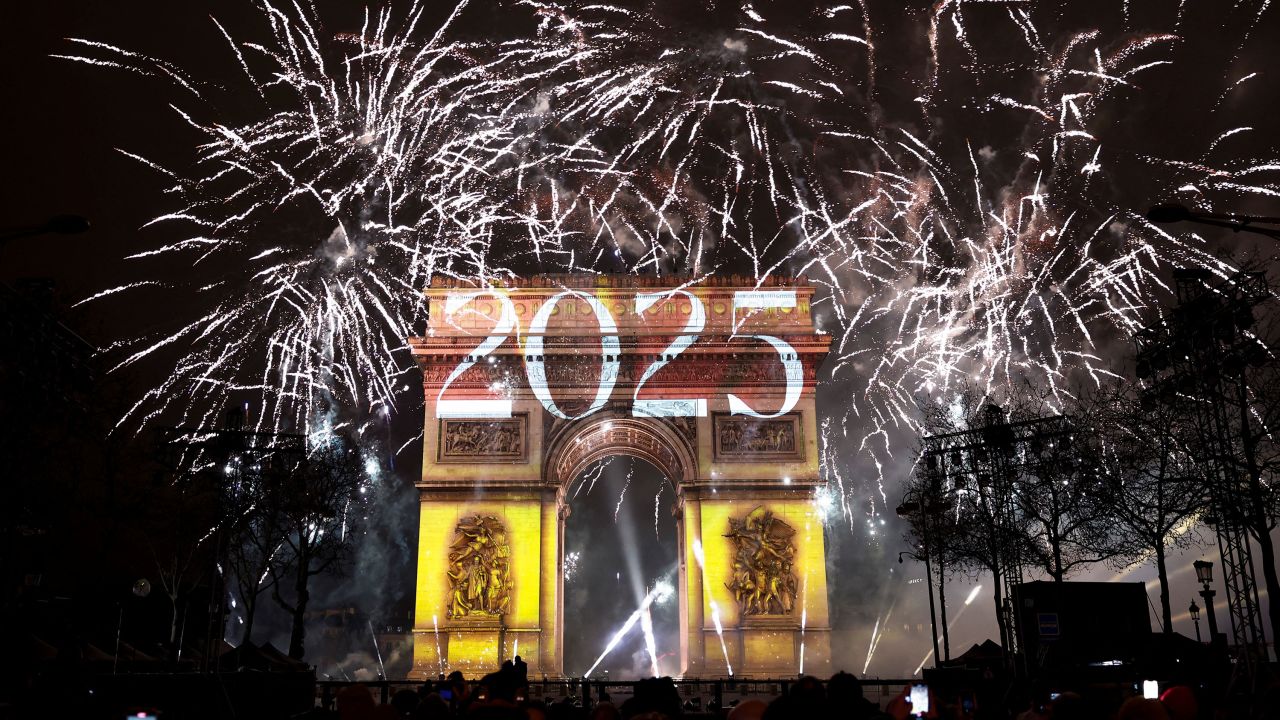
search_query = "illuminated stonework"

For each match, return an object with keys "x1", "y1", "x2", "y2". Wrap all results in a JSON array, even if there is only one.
[
  {"x1": 446, "y1": 515, "x2": 511, "y2": 618},
  {"x1": 408, "y1": 275, "x2": 833, "y2": 678},
  {"x1": 714, "y1": 415, "x2": 801, "y2": 461},
  {"x1": 438, "y1": 417, "x2": 526, "y2": 462},
  {"x1": 725, "y1": 507, "x2": 798, "y2": 616}
]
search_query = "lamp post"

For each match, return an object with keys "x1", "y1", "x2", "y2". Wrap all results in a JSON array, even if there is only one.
[
  {"x1": 1189, "y1": 600, "x2": 1201, "y2": 642},
  {"x1": 899, "y1": 548, "x2": 940, "y2": 668},
  {"x1": 1146, "y1": 204, "x2": 1280, "y2": 241},
  {"x1": 1194, "y1": 560, "x2": 1220, "y2": 644},
  {"x1": 900, "y1": 469, "x2": 957, "y2": 663}
]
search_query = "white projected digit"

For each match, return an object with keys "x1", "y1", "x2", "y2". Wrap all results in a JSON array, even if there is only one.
[
  {"x1": 728, "y1": 290, "x2": 803, "y2": 418},
  {"x1": 632, "y1": 290, "x2": 707, "y2": 417},
  {"x1": 436, "y1": 290, "x2": 517, "y2": 418},
  {"x1": 525, "y1": 290, "x2": 620, "y2": 420}
]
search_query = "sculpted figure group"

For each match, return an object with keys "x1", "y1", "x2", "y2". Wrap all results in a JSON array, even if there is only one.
[
  {"x1": 444, "y1": 421, "x2": 522, "y2": 456},
  {"x1": 725, "y1": 506, "x2": 798, "y2": 616},
  {"x1": 446, "y1": 515, "x2": 511, "y2": 618},
  {"x1": 717, "y1": 420, "x2": 796, "y2": 454}
]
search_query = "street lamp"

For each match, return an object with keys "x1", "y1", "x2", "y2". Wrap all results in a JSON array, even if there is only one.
[
  {"x1": 1147, "y1": 203, "x2": 1280, "y2": 241},
  {"x1": 1194, "y1": 560, "x2": 1213, "y2": 584},
  {"x1": 1189, "y1": 600, "x2": 1201, "y2": 642},
  {"x1": 1193, "y1": 560, "x2": 1220, "y2": 645},
  {"x1": 897, "y1": 538, "x2": 941, "y2": 669},
  {"x1": 900, "y1": 468, "x2": 959, "y2": 664}
]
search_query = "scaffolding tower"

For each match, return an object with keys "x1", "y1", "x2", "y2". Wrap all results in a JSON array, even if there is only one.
[
  {"x1": 919, "y1": 405, "x2": 1072, "y2": 675},
  {"x1": 1134, "y1": 268, "x2": 1271, "y2": 691}
]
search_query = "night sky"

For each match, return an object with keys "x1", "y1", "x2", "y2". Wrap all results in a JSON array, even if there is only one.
[{"x1": 4, "y1": 0, "x2": 1279, "y2": 678}]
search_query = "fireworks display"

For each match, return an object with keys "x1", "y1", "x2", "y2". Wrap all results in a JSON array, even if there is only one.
[
  {"x1": 56, "y1": 0, "x2": 1279, "y2": 676},
  {"x1": 65, "y1": 0, "x2": 1276, "y2": 499}
]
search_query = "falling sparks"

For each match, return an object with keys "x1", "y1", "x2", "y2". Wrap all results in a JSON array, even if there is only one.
[
  {"x1": 613, "y1": 465, "x2": 634, "y2": 523},
  {"x1": 653, "y1": 483, "x2": 665, "y2": 541},
  {"x1": 564, "y1": 550, "x2": 582, "y2": 582},
  {"x1": 432, "y1": 614, "x2": 445, "y2": 676},
  {"x1": 64, "y1": 0, "x2": 1276, "y2": 539}
]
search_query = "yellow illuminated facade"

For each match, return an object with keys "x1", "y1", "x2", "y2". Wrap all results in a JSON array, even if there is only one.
[{"x1": 409, "y1": 275, "x2": 832, "y2": 678}]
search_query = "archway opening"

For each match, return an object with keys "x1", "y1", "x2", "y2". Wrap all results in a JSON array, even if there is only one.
[{"x1": 562, "y1": 456, "x2": 680, "y2": 679}]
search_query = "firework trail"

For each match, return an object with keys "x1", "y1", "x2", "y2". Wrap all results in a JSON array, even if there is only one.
[
  {"x1": 911, "y1": 584, "x2": 982, "y2": 675},
  {"x1": 691, "y1": 538, "x2": 733, "y2": 675},
  {"x1": 64, "y1": 0, "x2": 1278, "y2": 531},
  {"x1": 583, "y1": 577, "x2": 672, "y2": 677},
  {"x1": 863, "y1": 600, "x2": 894, "y2": 676},
  {"x1": 639, "y1": 604, "x2": 660, "y2": 678}
]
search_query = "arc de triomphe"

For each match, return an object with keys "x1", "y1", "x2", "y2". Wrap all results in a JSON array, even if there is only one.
[{"x1": 408, "y1": 274, "x2": 832, "y2": 678}]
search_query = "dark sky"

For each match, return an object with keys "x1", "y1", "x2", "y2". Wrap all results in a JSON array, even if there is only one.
[
  {"x1": 6, "y1": 0, "x2": 1278, "y2": 333},
  {"x1": 4, "y1": 0, "x2": 1278, "y2": 677}
]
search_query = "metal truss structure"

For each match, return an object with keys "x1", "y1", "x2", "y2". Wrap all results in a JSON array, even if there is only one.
[
  {"x1": 1134, "y1": 268, "x2": 1270, "y2": 691},
  {"x1": 918, "y1": 405, "x2": 1072, "y2": 675}
]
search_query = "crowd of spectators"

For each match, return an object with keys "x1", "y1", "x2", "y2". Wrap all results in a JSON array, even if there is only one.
[{"x1": 306, "y1": 661, "x2": 1276, "y2": 720}]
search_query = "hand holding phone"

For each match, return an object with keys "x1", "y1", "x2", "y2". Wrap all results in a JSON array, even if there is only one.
[{"x1": 909, "y1": 683, "x2": 930, "y2": 716}]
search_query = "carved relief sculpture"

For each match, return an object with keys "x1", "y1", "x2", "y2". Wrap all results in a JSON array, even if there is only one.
[
  {"x1": 446, "y1": 515, "x2": 511, "y2": 618},
  {"x1": 725, "y1": 506, "x2": 798, "y2": 616},
  {"x1": 714, "y1": 415, "x2": 800, "y2": 460},
  {"x1": 438, "y1": 417, "x2": 525, "y2": 462}
]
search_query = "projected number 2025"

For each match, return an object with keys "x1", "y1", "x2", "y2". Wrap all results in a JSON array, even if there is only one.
[{"x1": 435, "y1": 289, "x2": 803, "y2": 421}]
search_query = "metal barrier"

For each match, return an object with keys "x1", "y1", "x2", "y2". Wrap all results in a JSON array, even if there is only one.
[{"x1": 316, "y1": 677, "x2": 916, "y2": 712}]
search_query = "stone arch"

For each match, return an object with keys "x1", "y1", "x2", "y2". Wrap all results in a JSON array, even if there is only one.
[
  {"x1": 408, "y1": 275, "x2": 833, "y2": 679},
  {"x1": 543, "y1": 410, "x2": 696, "y2": 491},
  {"x1": 545, "y1": 411, "x2": 693, "y2": 676}
]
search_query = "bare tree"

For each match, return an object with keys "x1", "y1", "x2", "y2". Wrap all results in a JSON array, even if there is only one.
[
  {"x1": 1085, "y1": 383, "x2": 1206, "y2": 634},
  {"x1": 226, "y1": 476, "x2": 284, "y2": 646},
  {"x1": 146, "y1": 474, "x2": 219, "y2": 655},
  {"x1": 1138, "y1": 269, "x2": 1280, "y2": 647},
  {"x1": 1015, "y1": 388, "x2": 1125, "y2": 582},
  {"x1": 268, "y1": 436, "x2": 365, "y2": 659},
  {"x1": 1219, "y1": 357, "x2": 1280, "y2": 643},
  {"x1": 910, "y1": 386, "x2": 1041, "y2": 655}
]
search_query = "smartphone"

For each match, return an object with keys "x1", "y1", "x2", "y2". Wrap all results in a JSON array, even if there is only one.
[
  {"x1": 909, "y1": 684, "x2": 930, "y2": 716},
  {"x1": 439, "y1": 689, "x2": 453, "y2": 701},
  {"x1": 1142, "y1": 680, "x2": 1159, "y2": 700}
]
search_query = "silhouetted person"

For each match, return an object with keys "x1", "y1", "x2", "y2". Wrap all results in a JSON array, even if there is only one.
[
  {"x1": 620, "y1": 677, "x2": 682, "y2": 718},
  {"x1": 1157, "y1": 686, "x2": 1197, "y2": 720},
  {"x1": 1048, "y1": 692, "x2": 1087, "y2": 720},
  {"x1": 547, "y1": 696, "x2": 586, "y2": 720},
  {"x1": 827, "y1": 671, "x2": 890, "y2": 719},
  {"x1": 390, "y1": 688, "x2": 419, "y2": 717},
  {"x1": 590, "y1": 701, "x2": 622, "y2": 720},
  {"x1": 468, "y1": 703, "x2": 526, "y2": 720},
  {"x1": 514, "y1": 654, "x2": 529, "y2": 687},
  {"x1": 764, "y1": 676, "x2": 827, "y2": 720},
  {"x1": 524, "y1": 699, "x2": 550, "y2": 720},
  {"x1": 412, "y1": 693, "x2": 449, "y2": 720},
  {"x1": 1117, "y1": 697, "x2": 1170, "y2": 720},
  {"x1": 336, "y1": 684, "x2": 377, "y2": 720}
]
